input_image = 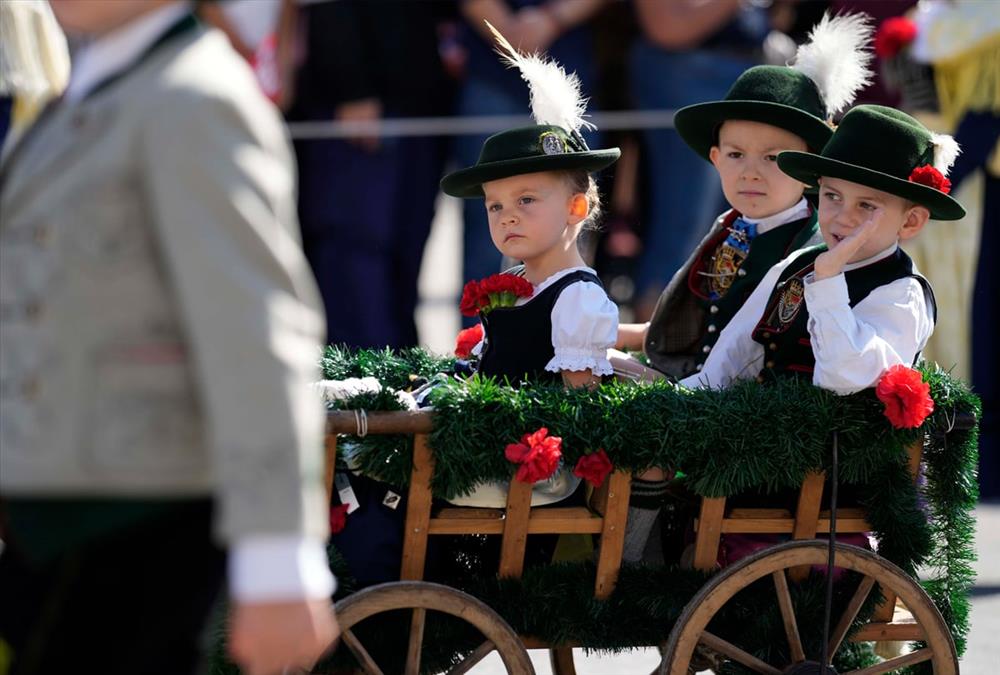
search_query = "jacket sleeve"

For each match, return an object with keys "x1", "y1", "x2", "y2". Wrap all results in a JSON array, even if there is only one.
[{"x1": 142, "y1": 72, "x2": 329, "y2": 547}]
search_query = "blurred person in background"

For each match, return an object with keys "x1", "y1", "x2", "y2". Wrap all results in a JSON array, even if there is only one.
[
  {"x1": 0, "y1": 0, "x2": 70, "y2": 152},
  {"x1": 0, "y1": 1, "x2": 337, "y2": 673},
  {"x1": 628, "y1": 0, "x2": 771, "y2": 319},
  {"x1": 288, "y1": 0, "x2": 456, "y2": 349},
  {"x1": 453, "y1": 0, "x2": 606, "y2": 325},
  {"x1": 197, "y1": 0, "x2": 298, "y2": 108}
]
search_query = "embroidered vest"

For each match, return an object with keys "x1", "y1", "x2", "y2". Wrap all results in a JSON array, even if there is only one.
[
  {"x1": 686, "y1": 209, "x2": 819, "y2": 373},
  {"x1": 478, "y1": 269, "x2": 604, "y2": 386},
  {"x1": 751, "y1": 246, "x2": 936, "y2": 381}
]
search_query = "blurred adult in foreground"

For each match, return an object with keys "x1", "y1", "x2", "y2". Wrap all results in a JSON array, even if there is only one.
[{"x1": 0, "y1": 1, "x2": 337, "y2": 673}]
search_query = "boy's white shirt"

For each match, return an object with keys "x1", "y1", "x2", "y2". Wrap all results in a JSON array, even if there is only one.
[
  {"x1": 68, "y1": 3, "x2": 333, "y2": 604},
  {"x1": 679, "y1": 243, "x2": 934, "y2": 395},
  {"x1": 739, "y1": 197, "x2": 811, "y2": 235}
]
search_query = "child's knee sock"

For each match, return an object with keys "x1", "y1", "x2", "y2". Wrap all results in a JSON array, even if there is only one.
[{"x1": 622, "y1": 477, "x2": 669, "y2": 563}]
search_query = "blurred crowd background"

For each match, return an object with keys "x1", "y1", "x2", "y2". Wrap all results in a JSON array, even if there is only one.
[{"x1": 1, "y1": 0, "x2": 997, "y2": 497}]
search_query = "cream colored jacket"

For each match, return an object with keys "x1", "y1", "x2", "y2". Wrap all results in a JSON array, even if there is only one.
[{"x1": 0, "y1": 26, "x2": 329, "y2": 546}]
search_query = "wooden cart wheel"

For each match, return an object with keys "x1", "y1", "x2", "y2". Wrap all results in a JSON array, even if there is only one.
[
  {"x1": 332, "y1": 581, "x2": 534, "y2": 675},
  {"x1": 659, "y1": 541, "x2": 957, "y2": 675}
]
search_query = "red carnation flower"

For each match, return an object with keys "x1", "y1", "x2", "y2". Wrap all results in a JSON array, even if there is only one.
[
  {"x1": 329, "y1": 503, "x2": 350, "y2": 534},
  {"x1": 908, "y1": 164, "x2": 952, "y2": 194},
  {"x1": 875, "y1": 17, "x2": 918, "y2": 59},
  {"x1": 460, "y1": 274, "x2": 534, "y2": 316},
  {"x1": 454, "y1": 323, "x2": 484, "y2": 359},
  {"x1": 573, "y1": 448, "x2": 613, "y2": 488},
  {"x1": 875, "y1": 365, "x2": 935, "y2": 429},
  {"x1": 459, "y1": 279, "x2": 483, "y2": 317},
  {"x1": 505, "y1": 427, "x2": 562, "y2": 484}
]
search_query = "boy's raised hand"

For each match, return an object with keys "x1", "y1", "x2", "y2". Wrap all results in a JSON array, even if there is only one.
[{"x1": 813, "y1": 208, "x2": 882, "y2": 281}]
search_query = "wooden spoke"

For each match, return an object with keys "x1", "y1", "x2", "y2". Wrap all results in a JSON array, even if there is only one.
[
  {"x1": 827, "y1": 575, "x2": 877, "y2": 658},
  {"x1": 699, "y1": 631, "x2": 782, "y2": 675},
  {"x1": 772, "y1": 570, "x2": 805, "y2": 663},
  {"x1": 404, "y1": 607, "x2": 426, "y2": 675},
  {"x1": 844, "y1": 647, "x2": 933, "y2": 675},
  {"x1": 342, "y1": 629, "x2": 385, "y2": 675},
  {"x1": 447, "y1": 641, "x2": 497, "y2": 675}
]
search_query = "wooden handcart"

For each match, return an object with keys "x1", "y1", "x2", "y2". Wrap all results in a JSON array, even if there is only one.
[{"x1": 323, "y1": 408, "x2": 964, "y2": 675}]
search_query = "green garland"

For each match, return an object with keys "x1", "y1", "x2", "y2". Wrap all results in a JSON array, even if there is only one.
[
  {"x1": 205, "y1": 347, "x2": 978, "y2": 673},
  {"x1": 318, "y1": 348, "x2": 980, "y2": 662}
]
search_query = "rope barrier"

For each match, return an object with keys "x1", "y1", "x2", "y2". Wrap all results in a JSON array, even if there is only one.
[{"x1": 287, "y1": 109, "x2": 677, "y2": 140}]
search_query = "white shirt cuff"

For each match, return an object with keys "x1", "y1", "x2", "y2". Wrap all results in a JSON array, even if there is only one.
[
  {"x1": 230, "y1": 535, "x2": 336, "y2": 602},
  {"x1": 545, "y1": 347, "x2": 614, "y2": 376},
  {"x1": 803, "y1": 272, "x2": 850, "y2": 312}
]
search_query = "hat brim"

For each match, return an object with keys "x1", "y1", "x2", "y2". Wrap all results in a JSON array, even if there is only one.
[
  {"x1": 674, "y1": 100, "x2": 834, "y2": 160},
  {"x1": 441, "y1": 149, "x2": 621, "y2": 198},
  {"x1": 777, "y1": 151, "x2": 966, "y2": 221}
]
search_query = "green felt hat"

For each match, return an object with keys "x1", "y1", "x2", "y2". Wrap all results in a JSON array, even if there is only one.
[
  {"x1": 674, "y1": 66, "x2": 835, "y2": 160},
  {"x1": 777, "y1": 105, "x2": 966, "y2": 221},
  {"x1": 440, "y1": 125, "x2": 620, "y2": 198}
]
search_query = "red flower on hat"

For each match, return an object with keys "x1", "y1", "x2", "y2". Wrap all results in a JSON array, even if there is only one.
[
  {"x1": 459, "y1": 274, "x2": 534, "y2": 316},
  {"x1": 875, "y1": 17, "x2": 918, "y2": 59},
  {"x1": 875, "y1": 365, "x2": 935, "y2": 429},
  {"x1": 573, "y1": 448, "x2": 613, "y2": 488},
  {"x1": 454, "y1": 323, "x2": 484, "y2": 359},
  {"x1": 329, "y1": 503, "x2": 350, "y2": 534},
  {"x1": 908, "y1": 164, "x2": 952, "y2": 194},
  {"x1": 505, "y1": 427, "x2": 562, "y2": 484}
]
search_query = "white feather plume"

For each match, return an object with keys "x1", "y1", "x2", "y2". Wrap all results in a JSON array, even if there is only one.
[
  {"x1": 485, "y1": 20, "x2": 595, "y2": 133},
  {"x1": 929, "y1": 132, "x2": 961, "y2": 176},
  {"x1": 792, "y1": 12, "x2": 875, "y2": 118}
]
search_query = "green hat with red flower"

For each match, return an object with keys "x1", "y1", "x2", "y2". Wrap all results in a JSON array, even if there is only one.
[
  {"x1": 441, "y1": 22, "x2": 619, "y2": 198},
  {"x1": 675, "y1": 12, "x2": 874, "y2": 159},
  {"x1": 777, "y1": 104, "x2": 966, "y2": 220}
]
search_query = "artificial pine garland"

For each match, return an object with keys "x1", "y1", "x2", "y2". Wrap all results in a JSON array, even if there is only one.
[{"x1": 317, "y1": 347, "x2": 979, "y2": 665}]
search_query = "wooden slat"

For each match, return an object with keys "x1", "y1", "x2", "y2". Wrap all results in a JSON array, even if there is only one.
[
  {"x1": 427, "y1": 506, "x2": 604, "y2": 535},
  {"x1": 790, "y1": 471, "x2": 825, "y2": 581},
  {"x1": 447, "y1": 641, "x2": 496, "y2": 675},
  {"x1": 400, "y1": 434, "x2": 434, "y2": 581},
  {"x1": 498, "y1": 478, "x2": 532, "y2": 578},
  {"x1": 324, "y1": 434, "x2": 337, "y2": 502},
  {"x1": 342, "y1": 629, "x2": 385, "y2": 675},
  {"x1": 844, "y1": 647, "x2": 932, "y2": 675},
  {"x1": 710, "y1": 517, "x2": 871, "y2": 534},
  {"x1": 692, "y1": 497, "x2": 726, "y2": 571},
  {"x1": 326, "y1": 409, "x2": 433, "y2": 434},
  {"x1": 594, "y1": 471, "x2": 631, "y2": 598},
  {"x1": 792, "y1": 471, "x2": 825, "y2": 540},
  {"x1": 850, "y1": 620, "x2": 925, "y2": 642}
]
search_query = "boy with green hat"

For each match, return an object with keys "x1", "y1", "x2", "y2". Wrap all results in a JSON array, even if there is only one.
[
  {"x1": 618, "y1": 12, "x2": 874, "y2": 563},
  {"x1": 617, "y1": 12, "x2": 874, "y2": 381},
  {"x1": 680, "y1": 103, "x2": 964, "y2": 394}
]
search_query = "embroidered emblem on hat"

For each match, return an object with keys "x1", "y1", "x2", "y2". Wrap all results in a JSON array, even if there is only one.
[
  {"x1": 777, "y1": 277, "x2": 806, "y2": 324},
  {"x1": 540, "y1": 131, "x2": 567, "y2": 155}
]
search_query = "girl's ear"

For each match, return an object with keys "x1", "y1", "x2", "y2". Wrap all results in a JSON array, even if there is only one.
[{"x1": 568, "y1": 194, "x2": 588, "y2": 222}]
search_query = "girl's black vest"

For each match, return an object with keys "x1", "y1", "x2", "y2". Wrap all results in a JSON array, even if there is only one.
[
  {"x1": 751, "y1": 246, "x2": 936, "y2": 382},
  {"x1": 478, "y1": 268, "x2": 604, "y2": 386}
]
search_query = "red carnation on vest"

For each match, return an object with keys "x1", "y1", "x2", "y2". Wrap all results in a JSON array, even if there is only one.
[
  {"x1": 459, "y1": 274, "x2": 534, "y2": 316},
  {"x1": 908, "y1": 164, "x2": 952, "y2": 194},
  {"x1": 875, "y1": 365, "x2": 935, "y2": 429}
]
